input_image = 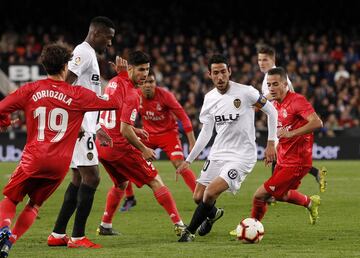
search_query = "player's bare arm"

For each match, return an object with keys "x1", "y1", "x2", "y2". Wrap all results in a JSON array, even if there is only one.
[
  {"x1": 120, "y1": 121, "x2": 156, "y2": 161},
  {"x1": 133, "y1": 127, "x2": 149, "y2": 140},
  {"x1": 277, "y1": 113, "x2": 323, "y2": 138},
  {"x1": 186, "y1": 131, "x2": 196, "y2": 152}
]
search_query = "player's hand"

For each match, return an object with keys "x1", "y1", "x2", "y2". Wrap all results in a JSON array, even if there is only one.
[
  {"x1": 175, "y1": 161, "x2": 190, "y2": 181},
  {"x1": 133, "y1": 128, "x2": 149, "y2": 140},
  {"x1": 0, "y1": 115, "x2": 13, "y2": 132},
  {"x1": 142, "y1": 147, "x2": 156, "y2": 162},
  {"x1": 96, "y1": 127, "x2": 113, "y2": 147},
  {"x1": 264, "y1": 141, "x2": 276, "y2": 167},
  {"x1": 277, "y1": 127, "x2": 294, "y2": 138},
  {"x1": 109, "y1": 56, "x2": 128, "y2": 74}
]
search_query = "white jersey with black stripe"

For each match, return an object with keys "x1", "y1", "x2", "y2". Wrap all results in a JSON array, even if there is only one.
[{"x1": 68, "y1": 41, "x2": 101, "y2": 134}]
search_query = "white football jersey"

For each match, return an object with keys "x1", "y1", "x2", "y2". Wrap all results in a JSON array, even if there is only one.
[
  {"x1": 261, "y1": 65, "x2": 293, "y2": 96},
  {"x1": 68, "y1": 41, "x2": 101, "y2": 134},
  {"x1": 200, "y1": 81, "x2": 260, "y2": 162}
]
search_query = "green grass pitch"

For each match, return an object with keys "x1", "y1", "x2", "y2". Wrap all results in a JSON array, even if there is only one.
[{"x1": 0, "y1": 160, "x2": 359, "y2": 258}]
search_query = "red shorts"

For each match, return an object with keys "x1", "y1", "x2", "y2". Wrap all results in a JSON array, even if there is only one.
[
  {"x1": 97, "y1": 142, "x2": 158, "y2": 187},
  {"x1": 143, "y1": 132, "x2": 184, "y2": 160},
  {"x1": 264, "y1": 165, "x2": 311, "y2": 199},
  {"x1": 3, "y1": 166, "x2": 64, "y2": 206}
]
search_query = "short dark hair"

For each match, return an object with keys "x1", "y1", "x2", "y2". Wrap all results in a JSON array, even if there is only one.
[
  {"x1": 147, "y1": 69, "x2": 155, "y2": 77},
  {"x1": 208, "y1": 54, "x2": 229, "y2": 71},
  {"x1": 128, "y1": 51, "x2": 150, "y2": 66},
  {"x1": 268, "y1": 67, "x2": 287, "y2": 81},
  {"x1": 257, "y1": 44, "x2": 275, "y2": 57},
  {"x1": 90, "y1": 16, "x2": 115, "y2": 29},
  {"x1": 40, "y1": 43, "x2": 72, "y2": 75}
]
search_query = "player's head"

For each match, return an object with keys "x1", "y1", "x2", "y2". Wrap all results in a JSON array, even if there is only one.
[
  {"x1": 257, "y1": 44, "x2": 275, "y2": 73},
  {"x1": 141, "y1": 69, "x2": 156, "y2": 99},
  {"x1": 128, "y1": 51, "x2": 150, "y2": 87},
  {"x1": 267, "y1": 67, "x2": 288, "y2": 102},
  {"x1": 208, "y1": 54, "x2": 231, "y2": 94},
  {"x1": 40, "y1": 43, "x2": 73, "y2": 77},
  {"x1": 87, "y1": 16, "x2": 115, "y2": 54}
]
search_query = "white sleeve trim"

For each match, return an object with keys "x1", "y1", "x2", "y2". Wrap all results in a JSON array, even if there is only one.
[
  {"x1": 185, "y1": 122, "x2": 214, "y2": 163},
  {"x1": 260, "y1": 101, "x2": 278, "y2": 141}
]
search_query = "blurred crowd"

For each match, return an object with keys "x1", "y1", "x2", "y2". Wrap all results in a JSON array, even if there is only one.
[{"x1": 1, "y1": 23, "x2": 360, "y2": 137}]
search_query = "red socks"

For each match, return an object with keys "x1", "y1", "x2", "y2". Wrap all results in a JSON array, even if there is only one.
[
  {"x1": 125, "y1": 182, "x2": 134, "y2": 198},
  {"x1": 286, "y1": 190, "x2": 310, "y2": 207},
  {"x1": 0, "y1": 198, "x2": 17, "y2": 228},
  {"x1": 154, "y1": 186, "x2": 181, "y2": 224},
  {"x1": 10, "y1": 204, "x2": 38, "y2": 243},
  {"x1": 102, "y1": 186, "x2": 125, "y2": 224},
  {"x1": 179, "y1": 168, "x2": 196, "y2": 193},
  {"x1": 251, "y1": 198, "x2": 267, "y2": 221}
]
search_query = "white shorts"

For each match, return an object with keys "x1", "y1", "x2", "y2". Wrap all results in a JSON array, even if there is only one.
[
  {"x1": 70, "y1": 132, "x2": 98, "y2": 168},
  {"x1": 197, "y1": 160, "x2": 256, "y2": 194}
]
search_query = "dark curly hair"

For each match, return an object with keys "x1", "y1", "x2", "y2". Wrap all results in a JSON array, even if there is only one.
[{"x1": 40, "y1": 43, "x2": 73, "y2": 75}]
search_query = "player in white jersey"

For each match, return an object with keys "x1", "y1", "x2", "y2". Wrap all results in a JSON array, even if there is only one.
[
  {"x1": 48, "y1": 16, "x2": 115, "y2": 249},
  {"x1": 177, "y1": 54, "x2": 278, "y2": 242},
  {"x1": 257, "y1": 44, "x2": 327, "y2": 192}
]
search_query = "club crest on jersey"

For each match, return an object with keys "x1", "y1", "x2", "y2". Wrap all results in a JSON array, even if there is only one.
[
  {"x1": 233, "y1": 98, "x2": 241, "y2": 109},
  {"x1": 228, "y1": 169, "x2": 238, "y2": 179},
  {"x1": 87, "y1": 152, "x2": 94, "y2": 161},
  {"x1": 282, "y1": 109, "x2": 288, "y2": 118},
  {"x1": 156, "y1": 103, "x2": 162, "y2": 111},
  {"x1": 74, "y1": 57, "x2": 81, "y2": 66},
  {"x1": 130, "y1": 109, "x2": 137, "y2": 122}
]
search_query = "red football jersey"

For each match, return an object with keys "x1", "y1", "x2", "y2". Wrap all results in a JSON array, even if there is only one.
[
  {"x1": 99, "y1": 71, "x2": 139, "y2": 147},
  {"x1": 0, "y1": 78, "x2": 117, "y2": 179},
  {"x1": 273, "y1": 92, "x2": 315, "y2": 167},
  {"x1": 137, "y1": 87, "x2": 193, "y2": 135}
]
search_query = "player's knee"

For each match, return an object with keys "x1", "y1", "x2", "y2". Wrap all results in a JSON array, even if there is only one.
[
  {"x1": 193, "y1": 194, "x2": 202, "y2": 204},
  {"x1": 82, "y1": 174, "x2": 100, "y2": 188}
]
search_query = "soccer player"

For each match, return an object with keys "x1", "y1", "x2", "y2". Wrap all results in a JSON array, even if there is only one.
[
  {"x1": 251, "y1": 67, "x2": 322, "y2": 224},
  {"x1": 257, "y1": 44, "x2": 327, "y2": 193},
  {"x1": 119, "y1": 70, "x2": 197, "y2": 211},
  {"x1": 0, "y1": 43, "x2": 118, "y2": 258},
  {"x1": 48, "y1": 16, "x2": 115, "y2": 248},
  {"x1": 95, "y1": 52, "x2": 186, "y2": 237},
  {"x1": 177, "y1": 54, "x2": 278, "y2": 242}
]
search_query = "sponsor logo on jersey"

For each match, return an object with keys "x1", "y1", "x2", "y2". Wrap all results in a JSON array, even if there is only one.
[
  {"x1": 233, "y1": 98, "x2": 241, "y2": 108},
  {"x1": 215, "y1": 114, "x2": 240, "y2": 123},
  {"x1": 228, "y1": 169, "x2": 238, "y2": 179},
  {"x1": 87, "y1": 152, "x2": 94, "y2": 160},
  {"x1": 74, "y1": 56, "x2": 81, "y2": 65}
]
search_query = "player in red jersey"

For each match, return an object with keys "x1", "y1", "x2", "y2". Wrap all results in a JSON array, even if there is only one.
[
  {"x1": 119, "y1": 70, "x2": 197, "y2": 212},
  {"x1": 0, "y1": 43, "x2": 118, "y2": 257},
  {"x1": 250, "y1": 67, "x2": 323, "y2": 225},
  {"x1": 95, "y1": 52, "x2": 186, "y2": 236}
]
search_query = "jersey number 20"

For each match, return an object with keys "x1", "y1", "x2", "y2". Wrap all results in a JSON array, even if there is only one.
[{"x1": 34, "y1": 107, "x2": 68, "y2": 142}]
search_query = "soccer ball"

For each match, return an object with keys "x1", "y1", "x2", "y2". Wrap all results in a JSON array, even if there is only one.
[{"x1": 236, "y1": 218, "x2": 264, "y2": 243}]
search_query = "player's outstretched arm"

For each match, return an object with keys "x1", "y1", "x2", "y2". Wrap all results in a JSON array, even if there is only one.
[{"x1": 277, "y1": 113, "x2": 323, "y2": 138}]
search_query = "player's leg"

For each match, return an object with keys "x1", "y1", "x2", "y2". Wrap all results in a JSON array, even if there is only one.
[
  {"x1": 179, "y1": 160, "x2": 224, "y2": 242},
  {"x1": 69, "y1": 165, "x2": 100, "y2": 243},
  {"x1": 8, "y1": 177, "x2": 63, "y2": 256},
  {"x1": 308, "y1": 166, "x2": 327, "y2": 192},
  {"x1": 171, "y1": 159, "x2": 196, "y2": 192},
  {"x1": 97, "y1": 159, "x2": 128, "y2": 236},
  {"x1": 120, "y1": 182, "x2": 137, "y2": 212},
  {"x1": 147, "y1": 174, "x2": 185, "y2": 234},
  {"x1": 161, "y1": 133, "x2": 197, "y2": 192},
  {"x1": 67, "y1": 133, "x2": 101, "y2": 248},
  {"x1": 50, "y1": 168, "x2": 80, "y2": 239}
]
